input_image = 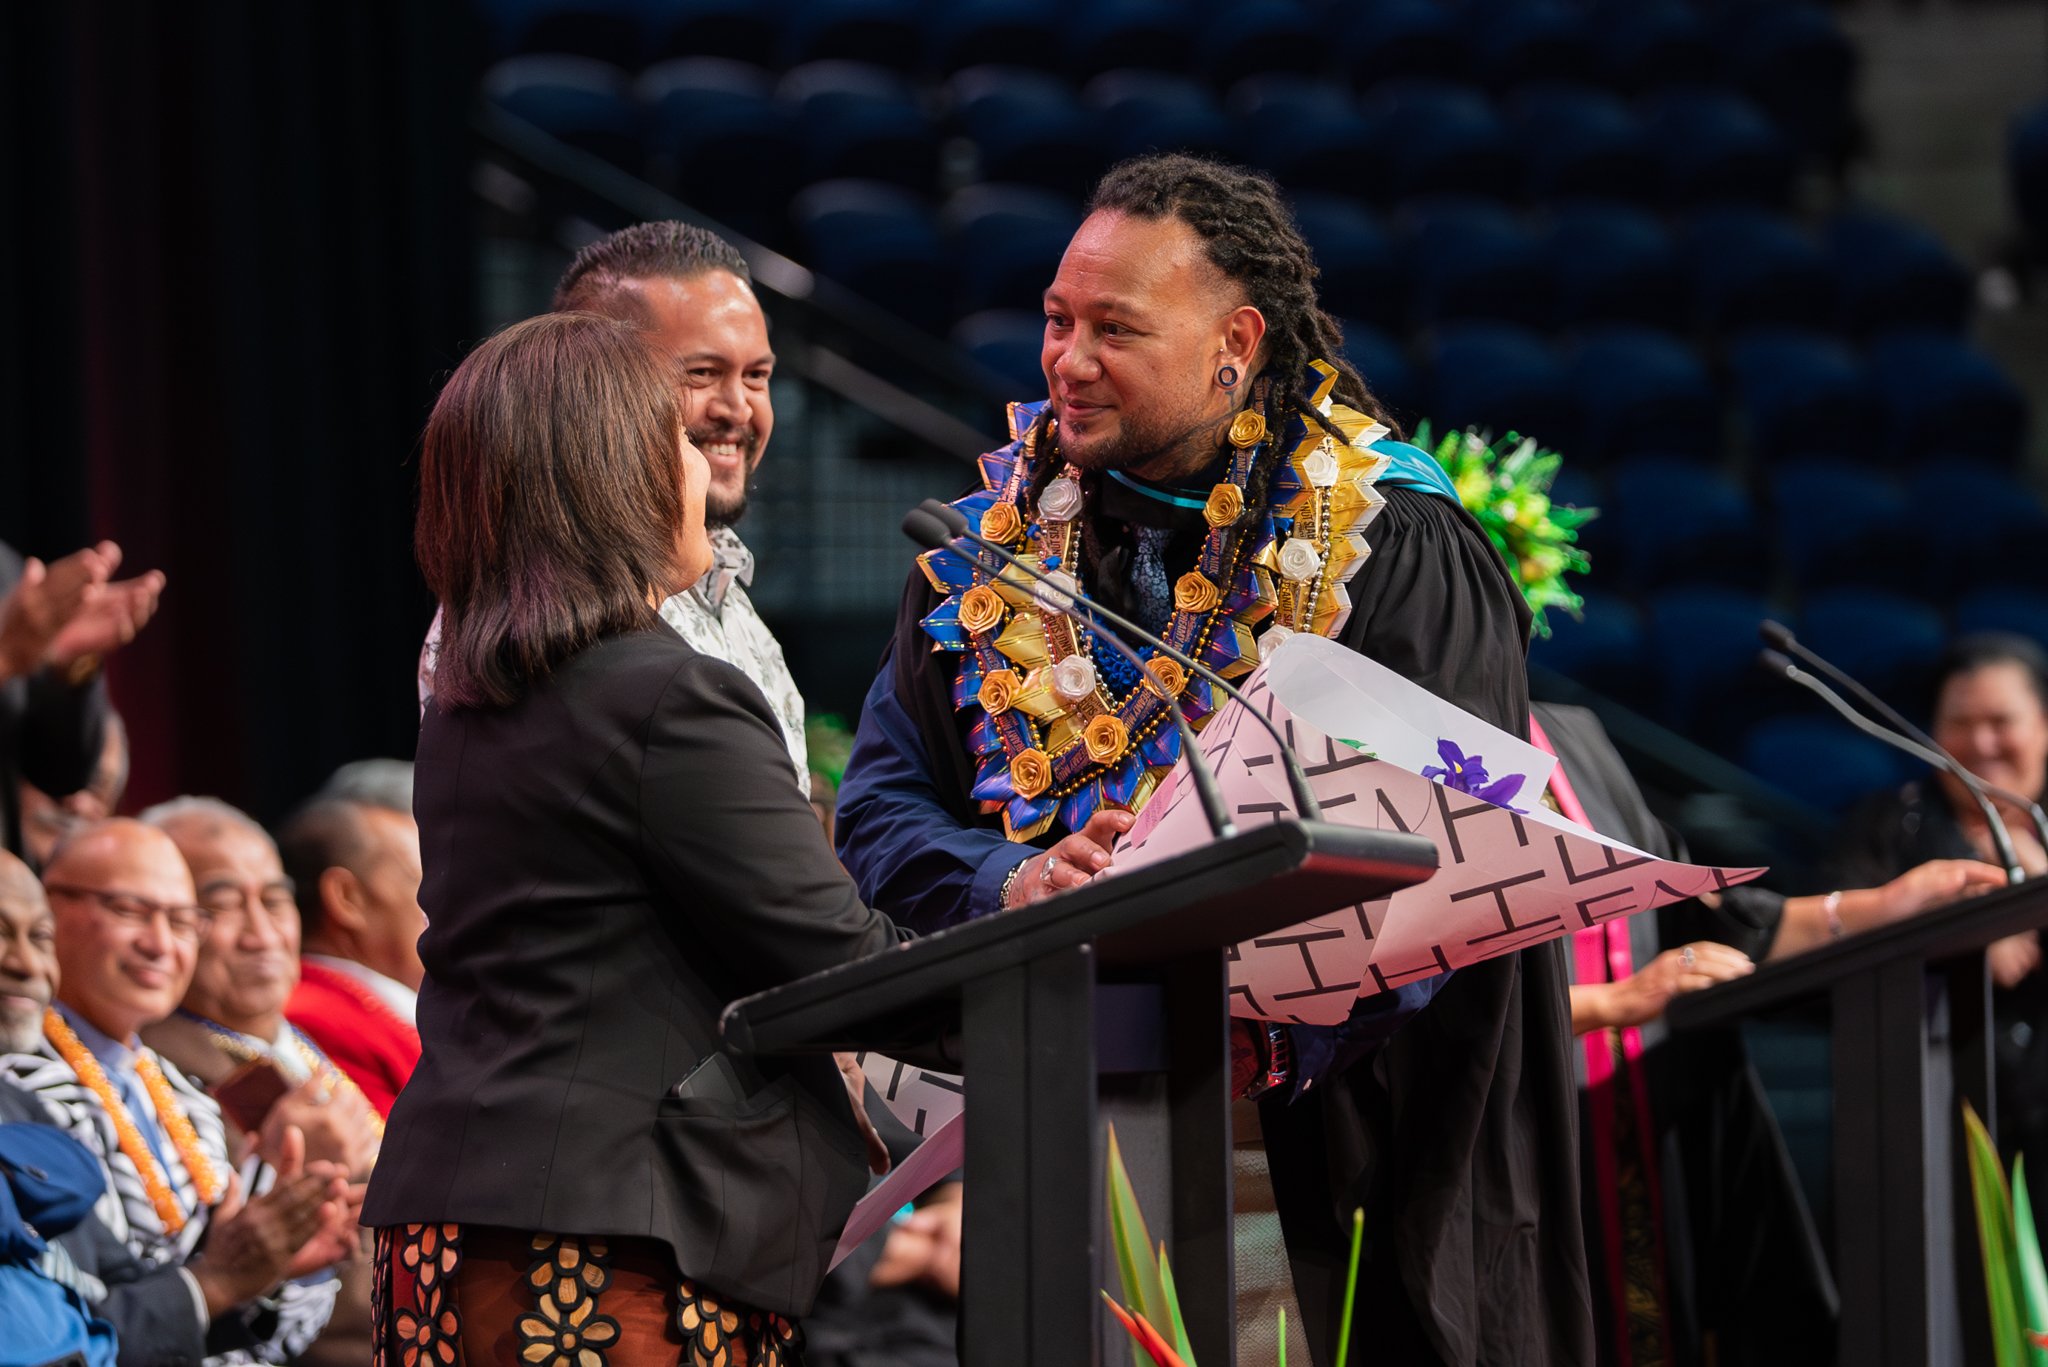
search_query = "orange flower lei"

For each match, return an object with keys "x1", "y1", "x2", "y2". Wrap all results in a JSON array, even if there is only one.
[{"x1": 44, "y1": 1008, "x2": 227, "y2": 1234}]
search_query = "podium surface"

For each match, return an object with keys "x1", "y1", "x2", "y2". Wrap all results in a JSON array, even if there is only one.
[{"x1": 723, "y1": 820, "x2": 1438, "y2": 1366}]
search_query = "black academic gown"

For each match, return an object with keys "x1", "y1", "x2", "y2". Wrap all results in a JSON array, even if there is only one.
[
  {"x1": 885, "y1": 481, "x2": 1593, "y2": 1366},
  {"x1": 1536, "y1": 703, "x2": 1837, "y2": 1367}
]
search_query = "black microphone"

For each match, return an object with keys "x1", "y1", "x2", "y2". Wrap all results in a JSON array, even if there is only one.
[
  {"x1": 1762, "y1": 619, "x2": 2048, "y2": 852},
  {"x1": 901, "y1": 506, "x2": 1238, "y2": 841},
  {"x1": 1759, "y1": 648, "x2": 2026, "y2": 883},
  {"x1": 916, "y1": 498, "x2": 1328, "y2": 822}
]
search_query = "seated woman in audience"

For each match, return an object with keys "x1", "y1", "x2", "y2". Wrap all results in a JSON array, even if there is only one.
[{"x1": 362, "y1": 311, "x2": 909, "y2": 1366}]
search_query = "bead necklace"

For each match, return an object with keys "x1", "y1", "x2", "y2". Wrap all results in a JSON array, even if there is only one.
[
  {"x1": 44, "y1": 1008, "x2": 226, "y2": 1235},
  {"x1": 174, "y1": 1008, "x2": 386, "y2": 1137}
]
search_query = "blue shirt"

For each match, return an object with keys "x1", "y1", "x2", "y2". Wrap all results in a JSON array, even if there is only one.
[{"x1": 52, "y1": 1004, "x2": 173, "y2": 1175}]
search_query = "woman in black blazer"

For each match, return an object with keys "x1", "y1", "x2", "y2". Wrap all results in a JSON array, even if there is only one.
[{"x1": 363, "y1": 312, "x2": 908, "y2": 1367}]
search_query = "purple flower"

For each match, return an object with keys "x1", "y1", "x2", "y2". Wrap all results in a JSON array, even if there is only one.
[{"x1": 1421, "y1": 738, "x2": 1528, "y2": 811}]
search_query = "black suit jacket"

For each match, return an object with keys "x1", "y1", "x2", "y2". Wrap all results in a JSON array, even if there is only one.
[
  {"x1": 0, "y1": 1078, "x2": 210, "y2": 1367},
  {"x1": 363, "y1": 630, "x2": 909, "y2": 1318}
]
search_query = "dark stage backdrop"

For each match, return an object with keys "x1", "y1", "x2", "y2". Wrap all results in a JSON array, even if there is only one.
[{"x1": 0, "y1": 3, "x2": 481, "y2": 823}]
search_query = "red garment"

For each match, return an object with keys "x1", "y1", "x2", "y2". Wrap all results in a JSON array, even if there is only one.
[{"x1": 287, "y1": 959, "x2": 421, "y2": 1118}]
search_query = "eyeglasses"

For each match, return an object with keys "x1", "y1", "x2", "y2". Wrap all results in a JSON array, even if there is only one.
[{"x1": 44, "y1": 884, "x2": 214, "y2": 943}]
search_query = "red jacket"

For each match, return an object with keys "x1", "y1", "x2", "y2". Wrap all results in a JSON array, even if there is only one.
[{"x1": 286, "y1": 959, "x2": 421, "y2": 1118}]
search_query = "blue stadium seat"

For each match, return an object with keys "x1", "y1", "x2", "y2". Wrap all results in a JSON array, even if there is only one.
[
  {"x1": 779, "y1": 61, "x2": 938, "y2": 191},
  {"x1": 1740, "y1": 716, "x2": 1916, "y2": 815},
  {"x1": 1292, "y1": 194, "x2": 1402, "y2": 330},
  {"x1": 1866, "y1": 331, "x2": 2029, "y2": 469},
  {"x1": 1608, "y1": 456, "x2": 1766, "y2": 591},
  {"x1": 1586, "y1": 0, "x2": 1714, "y2": 95},
  {"x1": 1196, "y1": 1, "x2": 1317, "y2": 88},
  {"x1": 1728, "y1": 329, "x2": 1874, "y2": 462},
  {"x1": 1530, "y1": 590, "x2": 1650, "y2": 710},
  {"x1": 502, "y1": 0, "x2": 654, "y2": 67},
  {"x1": 1798, "y1": 588, "x2": 1949, "y2": 708},
  {"x1": 791, "y1": 180, "x2": 950, "y2": 332},
  {"x1": 1461, "y1": 0, "x2": 1597, "y2": 89},
  {"x1": 926, "y1": 0, "x2": 1060, "y2": 78},
  {"x1": 1906, "y1": 463, "x2": 2048, "y2": 596},
  {"x1": 1336, "y1": 322, "x2": 1420, "y2": 430},
  {"x1": 951, "y1": 310, "x2": 1046, "y2": 395},
  {"x1": 782, "y1": 0, "x2": 920, "y2": 72},
  {"x1": 484, "y1": 56, "x2": 642, "y2": 171},
  {"x1": 943, "y1": 184, "x2": 1080, "y2": 318},
  {"x1": 1545, "y1": 202, "x2": 1684, "y2": 330},
  {"x1": 1644, "y1": 88, "x2": 1796, "y2": 209},
  {"x1": 1505, "y1": 84, "x2": 1655, "y2": 205},
  {"x1": 1401, "y1": 197, "x2": 1551, "y2": 329},
  {"x1": 1422, "y1": 322, "x2": 1576, "y2": 455},
  {"x1": 1066, "y1": 0, "x2": 1195, "y2": 82},
  {"x1": 1955, "y1": 589, "x2": 2048, "y2": 656},
  {"x1": 2012, "y1": 101, "x2": 2048, "y2": 244},
  {"x1": 1828, "y1": 209, "x2": 1972, "y2": 337},
  {"x1": 1229, "y1": 79, "x2": 1378, "y2": 194},
  {"x1": 1342, "y1": 1, "x2": 1466, "y2": 87},
  {"x1": 947, "y1": 67, "x2": 1101, "y2": 199},
  {"x1": 649, "y1": 0, "x2": 779, "y2": 66},
  {"x1": 1364, "y1": 82, "x2": 1516, "y2": 202},
  {"x1": 639, "y1": 60, "x2": 802, "y2": 248},
  {"x1": 1083, "y1": 71, "x2": 1238, "y2": 165},
  {"x1": 1682, "y1": 208, "x2": 1835, "y2": 334},
  {"x1": 1647, "y1": 587, "x2": 1785, "y2": 741},
  {"x1": 1566, "y1": 328, "x2": 1719, "y2": 465},
  {"x1": 1713, "y1": 3, "x2": 1858, "y2": 170},
  {"x1": 1767, "y1": 460, "x2": 1918, "y2": 594}
]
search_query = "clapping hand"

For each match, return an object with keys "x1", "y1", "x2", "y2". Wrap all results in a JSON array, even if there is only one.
[{"x1": 0, "y1": 541, "x2": 164, "y2": 680}]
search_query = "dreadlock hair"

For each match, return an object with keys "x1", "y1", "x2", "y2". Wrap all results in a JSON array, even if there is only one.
[
  {"x1": 552, "y1": 221, "x2": 752, "y2": 316},
  {"x1": 1034, "y1": 154, "x2": 1396, "y2": 573},
  {"x1": 1086, "y1": 153, "x2": 1394, "y2": 436}
]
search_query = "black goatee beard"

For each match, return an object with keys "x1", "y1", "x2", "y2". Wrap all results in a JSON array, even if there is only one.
[{"x1": 695, "y1": 422, "x2": 758, "y2": 529}]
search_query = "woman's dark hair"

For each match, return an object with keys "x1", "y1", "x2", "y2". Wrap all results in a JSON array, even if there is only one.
[
  {"x1": 1084, "y1": 153, "x2": 1395, "y2": 439},
  {"x1": 1933, "y1": 632, "x2": 2048, "y2": 715},
  {"x1": 417, "y1": 312, "x2": 687, "y2": 709}
]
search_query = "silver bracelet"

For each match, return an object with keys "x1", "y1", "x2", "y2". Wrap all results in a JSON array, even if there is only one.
[
  {"x1": 999, "y1": 858, "x2": 1029, "y2": 908},
  {"x1": 1823, "y1": 890, "x2": 1845, "y2": 939}
]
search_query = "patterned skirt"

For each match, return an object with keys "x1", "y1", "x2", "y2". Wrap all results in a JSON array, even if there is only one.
[{"x1": 371, "y1": 1223, "x2": 803, "y2": 1367}]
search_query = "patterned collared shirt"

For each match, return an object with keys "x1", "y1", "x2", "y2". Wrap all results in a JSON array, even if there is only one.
[{"x1": 417, "y1": 529, "x2": 809, "y2": 796}]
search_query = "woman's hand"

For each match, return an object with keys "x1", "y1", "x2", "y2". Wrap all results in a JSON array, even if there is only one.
[
  {"x1": 1572, "y1": 941, "x2": 1753, "y2": 1034},
  {"x1": 834, "y1": 1052, "x2": 891, "y2": 1176},
  {"x1": 1002, "y1": 810, "x2": 1135, "y2": 908},
  {"x1": 1989, "y1": 932, "x2": 2043, "y2": 990}
]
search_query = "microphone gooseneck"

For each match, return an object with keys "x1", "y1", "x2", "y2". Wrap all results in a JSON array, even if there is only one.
[
  {"x1": 916, "y1": 498, "x2": 1327, "y2": 823},
  {"x1": 1758, "y1": 648, "x2": 2026, "y2": 884},
  {"x1": 901, "y1": 507, "x2": 1237, "y2": 840},
  {"x1": 1760, "y1": 620, "x2": 2048, "y2": 852}
]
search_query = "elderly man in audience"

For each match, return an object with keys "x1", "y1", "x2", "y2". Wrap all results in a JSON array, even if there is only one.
[
  {"x1": 277, "y1": 793, "x2": 423, "y2": 1118},
  {"x1": 136, "y1": 796, "x2": 381, "y2": 1367},
  {"x1": 1, "y1": 819, "x2": 353, "y2": 1363}
]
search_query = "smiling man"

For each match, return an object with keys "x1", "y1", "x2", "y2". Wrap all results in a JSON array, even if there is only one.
[
  {"x1": 835, "y1": 154, "x2": 1590, "y2": 1364},
  {"x1": 415, "y1": 223, "x2": 809, "y2": 791}
]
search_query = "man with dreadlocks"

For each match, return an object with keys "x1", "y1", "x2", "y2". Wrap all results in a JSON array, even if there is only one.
[{"x1": 835, "y1": 154, "x2": 1594, "y2": 1364}]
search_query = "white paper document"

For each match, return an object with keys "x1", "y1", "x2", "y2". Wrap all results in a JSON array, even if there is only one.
[
  {"x1": 829, "y1": 1110, "x2": 966, "y2": 1271},
  {"x1": 1113, "y1": 636, "x2": 1766, "y2": 1024}
]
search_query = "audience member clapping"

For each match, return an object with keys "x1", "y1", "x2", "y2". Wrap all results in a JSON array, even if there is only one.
[{"x1": 1, "y1": 820, "x2": 353, "y2": 1364}]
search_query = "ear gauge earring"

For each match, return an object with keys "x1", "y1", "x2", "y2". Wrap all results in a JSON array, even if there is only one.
[{"x1": 1217, "y1": 364, "x2": 1240, "y2": 389}]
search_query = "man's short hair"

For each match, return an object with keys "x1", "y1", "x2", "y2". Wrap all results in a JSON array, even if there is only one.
[
  {"x1": 275, "y1": 799, "x2": 376, "y2": 941},
  {"x1": 552, "y1": 222, "x2": 751, "y2": 315},
  {"x1": 136, "y1": 795, "x2": 265, "y2": 838},
  {"x1": 316, "y1": 759, "x2": 413, "y2": 816}
]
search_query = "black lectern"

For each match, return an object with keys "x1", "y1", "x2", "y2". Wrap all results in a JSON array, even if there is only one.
[
  {"x1": 1666, "y1": 879, "x2": 2048, "y2": 1367},
  {"x1": 722, "y1": 820, "x2": 1437, "y2": 1366}
]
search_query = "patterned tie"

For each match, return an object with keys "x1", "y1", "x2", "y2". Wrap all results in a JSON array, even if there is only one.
[{"x1": 1132, "y1": 525, "x2": 1176, "y2": 637}]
